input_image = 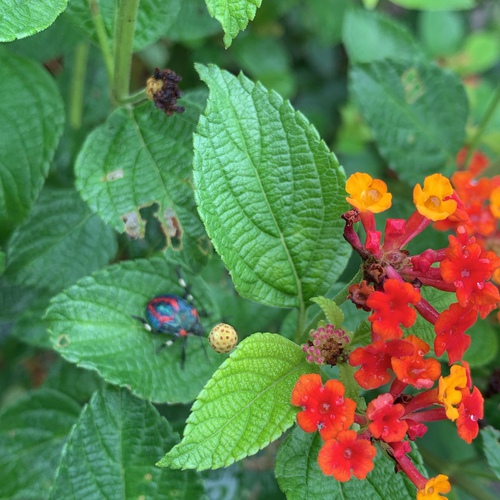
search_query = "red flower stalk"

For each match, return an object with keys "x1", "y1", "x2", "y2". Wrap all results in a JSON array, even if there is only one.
[
  {"x1": 318, "y1": 430, "x2": 377, "y2": 481},
  {"x1": 291, "y1": 374, "x2": 356, "y2": 440}
]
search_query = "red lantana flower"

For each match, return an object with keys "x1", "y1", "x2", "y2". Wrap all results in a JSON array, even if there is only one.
[
  {"x1": 349, "y1": 339, "x2": 415, "y2": 389},
  {"x1": 440, "y1": 228, "x2": 500, "y2": 317},
  {"x1": 434, "y1": 303, "x2": 476, "y2": 363},
  {"x1": 391, "y1": 335, "x2": 441, "y2": 389},
  {"x1": 318, "y1": 430, "x2": 377, "y2": 481},
  {"x1": 367, "y1": 279, "x2": 421, "y2": 340},
  {"x1": 456, "y1": 386, "x2": 484, "y2": 444},
  {"x1": 366, "y1": 393, "x2": 408, "y2": 442},
  {"x1": 291, "y1": 374, "x2": 356, "y2": 440}
]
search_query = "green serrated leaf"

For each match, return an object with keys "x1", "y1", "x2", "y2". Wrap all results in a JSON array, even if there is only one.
[
  {"x1": 49, "y1": 387, "x2": 205, "y2": 500},
  {"x1": 350, "y1": 59, "x2": 468, "y2": 185},
  {"x1": 275, "y1": 427, "x2": 424, "y2": 499},
  {"x1": 463, "y1": 319, "x2": 498, "y2": 368},
  {"x1": 350, "y1": 320, "x2": 371, "y2": 346},
  {"x1": 205, "y1": 0, "x2": 262, "y2": 48},
  {"x1": 6, "y1": 188, "x2": 117, "y2": 293},
  {"x1": 158, "y1": 333, "x2": 318, "y2": 470},
  {"x1": 343, "y1": 8, "x2": 425, "y2": 64},
  {"x1": 75, "y1": 91, "x2": 210, "y2": 270},
  {"x1": 338, "y1": 362, "x2": 359, "y2": 400},
  {"x1": 0, "y1": 0, "x2": 67, "y2": 41},
  {"x1": 194, "y1": 64, "x2": 351, "y2": 308},
  {"x1": 0, "y1": 389, "x2": 81, "y2": 500},
  {"x1": 481, "y1": 426, "x2": 500, "y2": 480},
  {"x1": 0, "y1": 50, "x2": 64, "y2": 240},
  {"x1": 390, "y1": 0, "x2": 475, "y2": 9},
  {"x1": 65, "y1": 0, "x2": 181, "y2": 51},
  {"x1": 310, "y1": 297, "x2": 345, "y2": 327},
  {"x1": 46, "y1": 255, "x2": 220, "y2": 404}
]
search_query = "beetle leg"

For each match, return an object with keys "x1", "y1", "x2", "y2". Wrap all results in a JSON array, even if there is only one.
[{"x1": 181, "y1": 336, "x2": 188, "y2": 369}]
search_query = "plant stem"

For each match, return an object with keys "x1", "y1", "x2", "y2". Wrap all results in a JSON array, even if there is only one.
[
  {"x1": 112, "y1": 0, "x2": 140, "y2": 104},
  {"x1": 88, "y1": 0, "x2": 113, "y2": 83},
  {"x1": 119, "y1": 88, "x2": 147, "y2": 106},
  {"x1": 465, "y1": 82, "x2": 500, "y2": 167},
  {"x1": 297, "y1": 268, "x2": 363, "y2": 344},
  {"x1": 69, "y1": 42, "x2": 89, "y2": 130}
]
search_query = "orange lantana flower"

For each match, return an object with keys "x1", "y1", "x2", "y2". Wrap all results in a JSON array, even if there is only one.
[
  {"x1": 413, "y1": 174, "x2": 457, "y2": 221},
  {"x1": 346, "y1": 173, "x2": 392, "y2": 213},
  {"x1": 417, "y1": 474, "x2": 451, "y2": 500}
]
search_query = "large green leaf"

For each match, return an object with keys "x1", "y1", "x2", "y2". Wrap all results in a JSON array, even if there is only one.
[
  {"x1": 350, "y1": 59, "x2": 467, "y2": 185},
  {"x1": 65, "y1": 0, "x2": 181, "y2": 51},
  {"x1": 343, "y1": 8, "x2": 425, "y2": 64},
  {"x1": 275, "y1": 427, "x2": 424, "y2": 499},
  {"x1": 158, "y1": 333, "x2": 317, "y2": 470},
  {"x1": 6, "y1": 188, "x2": 117, "y2": 293},
  {"x1": 0, "y1": 389, "x2": 81, "y2": 500},
  {"x1": 46, "y1": 255, "x2": 220, "y2": 404},
  {"x1": 205, "y1": 0, "x2": 262, "y2": 48},
  {"x1": 75, "y1": 91, "x2": 210, "y2": 270},
  {"x1": 0, "y1": 50, "x2": 64, "y2": 239},
  {"x1": 390, "y1": 0, "x2": 475, "y2": 9},
  {"x1": 49, "y1": 387, "x2": 205, "y2": 499},
  {"x1": 481, "y1": 426, "x2": 500, "y2": 480},
  {"x1": 194, "y1": 64, "x2": 351, "y2": 308},
  {"x1": 0, "y1": 0, "x2": 67, "y2": 41}
]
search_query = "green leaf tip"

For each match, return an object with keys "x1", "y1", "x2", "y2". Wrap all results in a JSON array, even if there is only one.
[
  {"x1": 194, "y1": 63, "x2": 351, "y2": 308},
  {"x1": 158, "y1": 333, "x2": 318, "y2": 470},
  {"x1": 310, "y1": 296, "x2": 345, "y2": 327},
  {"x1": 205, "y1": 0, "x2": 263, "y2": 48}
]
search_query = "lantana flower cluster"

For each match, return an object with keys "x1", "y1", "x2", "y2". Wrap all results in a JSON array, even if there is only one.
[{"x1": 292, "y1": 169, "x2": 500, "y2": 499}]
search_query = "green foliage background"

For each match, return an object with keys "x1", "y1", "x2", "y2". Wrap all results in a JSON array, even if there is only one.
[{"x1": 1, "y1": 0, "x2": 500, "y2": 499}]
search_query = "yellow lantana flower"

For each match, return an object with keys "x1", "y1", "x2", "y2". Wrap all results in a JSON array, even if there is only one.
[
  {"x1": 417, "y1": 475, "x2": 451, "y2": 500},
  {"x1": 413, "y1": 174, "x2": 457, "y2": 221},
  {"x1": 438, "y1": 365, "x2": 467, "y2": 421},
  {"x1": 346, "y1": 173, "x2": 392, "y2": 213}
]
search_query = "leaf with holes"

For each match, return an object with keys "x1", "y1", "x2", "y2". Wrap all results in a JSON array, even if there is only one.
[
  {"x1": 75, "y1": 90, "x2": 209, "y2": 270},
  {"x1": 194, "y1": 64, "x2": 351, "y2": 308},
  {"x1": 158, "y1": 333, "x2": 318, "y2": 470},
  {"x1": 46, "y1": 255, "x2": 220, "y2": 404}
]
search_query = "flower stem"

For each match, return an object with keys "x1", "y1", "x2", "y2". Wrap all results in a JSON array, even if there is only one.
[
  {"x1": 465, "y1": 82, "x2": 500, "y2": 167},
  {"x1": 112, "y1": 0, "x2": 140, "y2": 104},
  {"x1": 69, "y1": 42, "x2": 89, "y2": 130},
  {"x1": 88, "y1": 0, "x2": 113, "y2": 83}
]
